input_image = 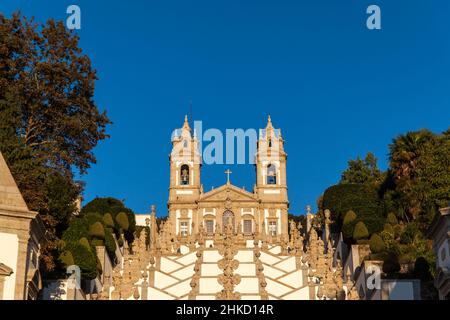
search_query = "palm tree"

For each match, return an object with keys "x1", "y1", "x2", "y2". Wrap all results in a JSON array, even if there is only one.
[{"x1": 388, "y1": 130, "x2": 434, "y2": 221}]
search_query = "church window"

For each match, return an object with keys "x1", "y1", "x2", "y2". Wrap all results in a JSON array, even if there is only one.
[
  {"x1": 180, "y1": 164, "x2": 190, "y2": 185},
  {"x1": 180, "y1": 221, "x2": 189, "y2": 237},
  {"x1": 268, "y1": 139, "x2": 272, "y2": 148},
  {"x1": 269, "y1": 221, "x2": 277, "y2": 236},
  {"x1": 243, "y1": 220, "x2": 252, "y2": 235},
  {"x1": 205, "y1": 220, "x2": 214, "y2": 236},
  {"x1": 267, "y1": 164, "x2": 277, "y2": 185}
]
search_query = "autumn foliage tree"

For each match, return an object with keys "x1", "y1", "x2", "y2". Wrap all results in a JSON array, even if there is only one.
[{"x1": 0, "y1": 12, "x2": 110, "y2": 274}]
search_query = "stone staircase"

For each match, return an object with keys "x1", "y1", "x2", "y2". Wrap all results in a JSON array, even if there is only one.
[{"x1": 144, "y1": 244, "x2": 313, "y2": 300}]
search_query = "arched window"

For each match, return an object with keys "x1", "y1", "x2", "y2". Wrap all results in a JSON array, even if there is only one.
[
  {"x1": 180, "y1": 164, "x2": 190, "y2": 185},
  {"x1": 267, "y1": 164, "x2": 277, "y2": 185},
  {"x1": 268, "y1": 139, "x2": 272, "y2": 148}
]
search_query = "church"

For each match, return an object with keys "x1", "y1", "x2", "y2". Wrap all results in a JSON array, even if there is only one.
[{"x1": 167, "y1": 115, "x2": 289, "y2": 242}]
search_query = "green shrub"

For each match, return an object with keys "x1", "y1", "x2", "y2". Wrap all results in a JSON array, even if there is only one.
[
  {"x1": 117, "y1": 238, "x2": 124, "y2": 247},
  {"x1": 342, "y1": 210, "x2": 358, "y2": 240},
  {"x1": 343, "y1": 210, "x2": 357, "y2": 225},
  {"x1": 353, "y1": 221, "x2": 369, "y2": 240},
  {"x1": 393, "y1": 224, "x2": 402, "y2": 238},
  {"x1": 115, "y1": 212, "x2": 129, "y2": 231},
  {"x1": 104, "y1": 228, "x2": 117, "y2": 257},
  {"x1": 322, "y1": 184, "x2": 384, "y2": 234},
  {"x1": 82, "y1": 212, "x2": 103, "y2": 227},
  {"x1": 62, "y1": 218, "x2": 89, "y2": 243},
  {"x1": 78, "y1": 237, "x2": 91, "y2": 251},
  {"x1": 400, "y1": 223, "x2": 419, "y2": 245},
  {"x1": 89, "y1": 222, "x2": 105, "y2": 239},
  {"x1": 103, "y1": 213, "x2": 114, "y2": 228},
  {"x1": 386, "y1": 212, "x2": 398, "y2": 225},
  {"x1": 369, "y1": 233, "x2": 385, "y2": 253},
  {"x1": 58, "y1": 251, "x2": 74, "y2": 267},
  {"x1": 66, "y1": 242, "x2": 98, "y2": 280},
  {"x1": 383, "y1": 223, "x2": 394, "y2": 235}
]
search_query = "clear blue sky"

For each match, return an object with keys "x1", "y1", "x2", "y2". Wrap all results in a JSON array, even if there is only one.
[{"x1": 2, "y1": 1, "x2": 450, "y2": 216}]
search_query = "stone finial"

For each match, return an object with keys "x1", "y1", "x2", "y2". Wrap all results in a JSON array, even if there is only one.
[{"x1": 182, "y1": 115, "x2": 191, "y2": 132}]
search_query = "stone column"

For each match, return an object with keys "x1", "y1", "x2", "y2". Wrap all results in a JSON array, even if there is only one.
[{"x1": 14, "y1": 237, "x2": 29, "y2": 300}]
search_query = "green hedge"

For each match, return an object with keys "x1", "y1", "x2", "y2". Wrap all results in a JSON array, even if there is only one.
[
  {"x1": 103, "y1": 213, "x2": 114, "y2": 228},
  {"x1": 369, "y1": 233, "x2": 385, "y2": 253},
  {"x1": 353, "y1": 221, "x2": 369, "y2": 240},
  {"x1": 115, "y1": 212, "x2": 129, "y2": 231},
  {"x1": 89, "y1": 221, "x2": 105, "y2": 239},
  {"x1": 65, "y1": 242, "x2": 98, "y2": 280},
  {"x1": 322, "y1": 183, "x2": 385, "y2": 234}
]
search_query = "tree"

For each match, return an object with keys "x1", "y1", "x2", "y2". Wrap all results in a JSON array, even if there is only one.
[
  {"x1": 340, "y1": 152, "x2": 381, "y2": 185},
  {"x1": 0, "y1": 12, "x2": 110, "y2": 274},
  {"x1": 388, "y1": 130, "x2": 434, "y2": 221}
]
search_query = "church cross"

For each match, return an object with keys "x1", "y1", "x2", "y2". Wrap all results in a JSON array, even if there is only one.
[{"x1": 224, "y1": 169, "x2": 232, "y2": 184}]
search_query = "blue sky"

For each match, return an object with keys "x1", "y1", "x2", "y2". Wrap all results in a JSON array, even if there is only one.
[{"x1": 2, "y1": 1, "x2": 450, "y2": 216}]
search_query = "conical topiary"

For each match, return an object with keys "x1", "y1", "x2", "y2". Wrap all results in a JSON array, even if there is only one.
[
  {"x1": 353, "y1": 221, "x2": 369, "y2": 241},
  {"x1": 369, "y1": 233, "x2": 385, "y2": 253},
  {"x1": 79, "y1": 237, "x2": 91, "y2": 250},
  {"x1": 115, "y1": 212, "x2": 129, "y2": 231},
  {"x1": 103, "y1": 213, "x2": 114, "y2": 228},
  {"x1": 386, "y1": 212, "x2": 398, "y2": 225},
  {"x1": 89, "y1": 221, "x2": 105, "y2": 239},
  {"x1": 383, "y1": 223, "x2": 394, "y2": 235},
  {"x1": 343, "y1": 210, "x2": 357, "y2": 225},
  {"x1": 59, "y1": 251, "x2": 74, "y2": 267}
]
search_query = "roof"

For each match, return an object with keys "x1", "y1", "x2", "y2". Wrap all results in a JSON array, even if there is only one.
[{"x1": 0, "y1": 151, "x2": 29, "y2": 212}]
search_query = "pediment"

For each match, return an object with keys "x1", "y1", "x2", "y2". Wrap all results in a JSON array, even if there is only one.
[
  {"x1": 0, "y1": 263, "x2": 13, "y2": 276},
  {"x1": 0, "y1": 151, "x2": 29, "y2": 211},
  {"x1": 200, "y1": 184, "x2": 257, "y2": 203}
]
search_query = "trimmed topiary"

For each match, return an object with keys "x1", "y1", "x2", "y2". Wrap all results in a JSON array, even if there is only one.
[
  {"x1": 343, "y1": 210, "x2": 357, "y2": 225},
  {"x1": 353, "y1": 221, "x2": 369, "y2": 241},
  {"x1": 104, "y1": 228, "x2": 117, "y2": 256},
  {"x1": 342, "y1": 210, "x2": 358, "y2": 240},
  {"x1": 115, "y1": 212, "x2": 129, "y2": 231},
  {"x1": 78, "y1": 237, "x2": 91, "y2": 251},
  {"x1": 66, "y1": 242, "x2": 98, "y2": 280},
  {"x1": 59, "y1": 251, "x2": 74, "y2": 267},
  {"x1": 103, "y1": 213, "x2": 114, "y2": 228},
  {"x1": 322, "y1": 184, "x2": 384, "y2": 234},
  {"x1": 369, "y1": 233, "x2": 385, "y2": 253},
  {"x1": 383, "y1": 223, "x2": 394, "y2": 235},
  {"x1": 386, "y1": 212, "x2": 398, "y2": 225},
  {"x1": 89, "y1": 222, "x2": 105, "y2": 239}
]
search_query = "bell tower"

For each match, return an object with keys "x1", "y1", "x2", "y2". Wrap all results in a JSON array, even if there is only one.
[
  {"x1": 255, "y1": 116, "x2": 289, "y2": 238},
  {"x1": 168, "y1": 115, "x2": 202, "y2": 237}
]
